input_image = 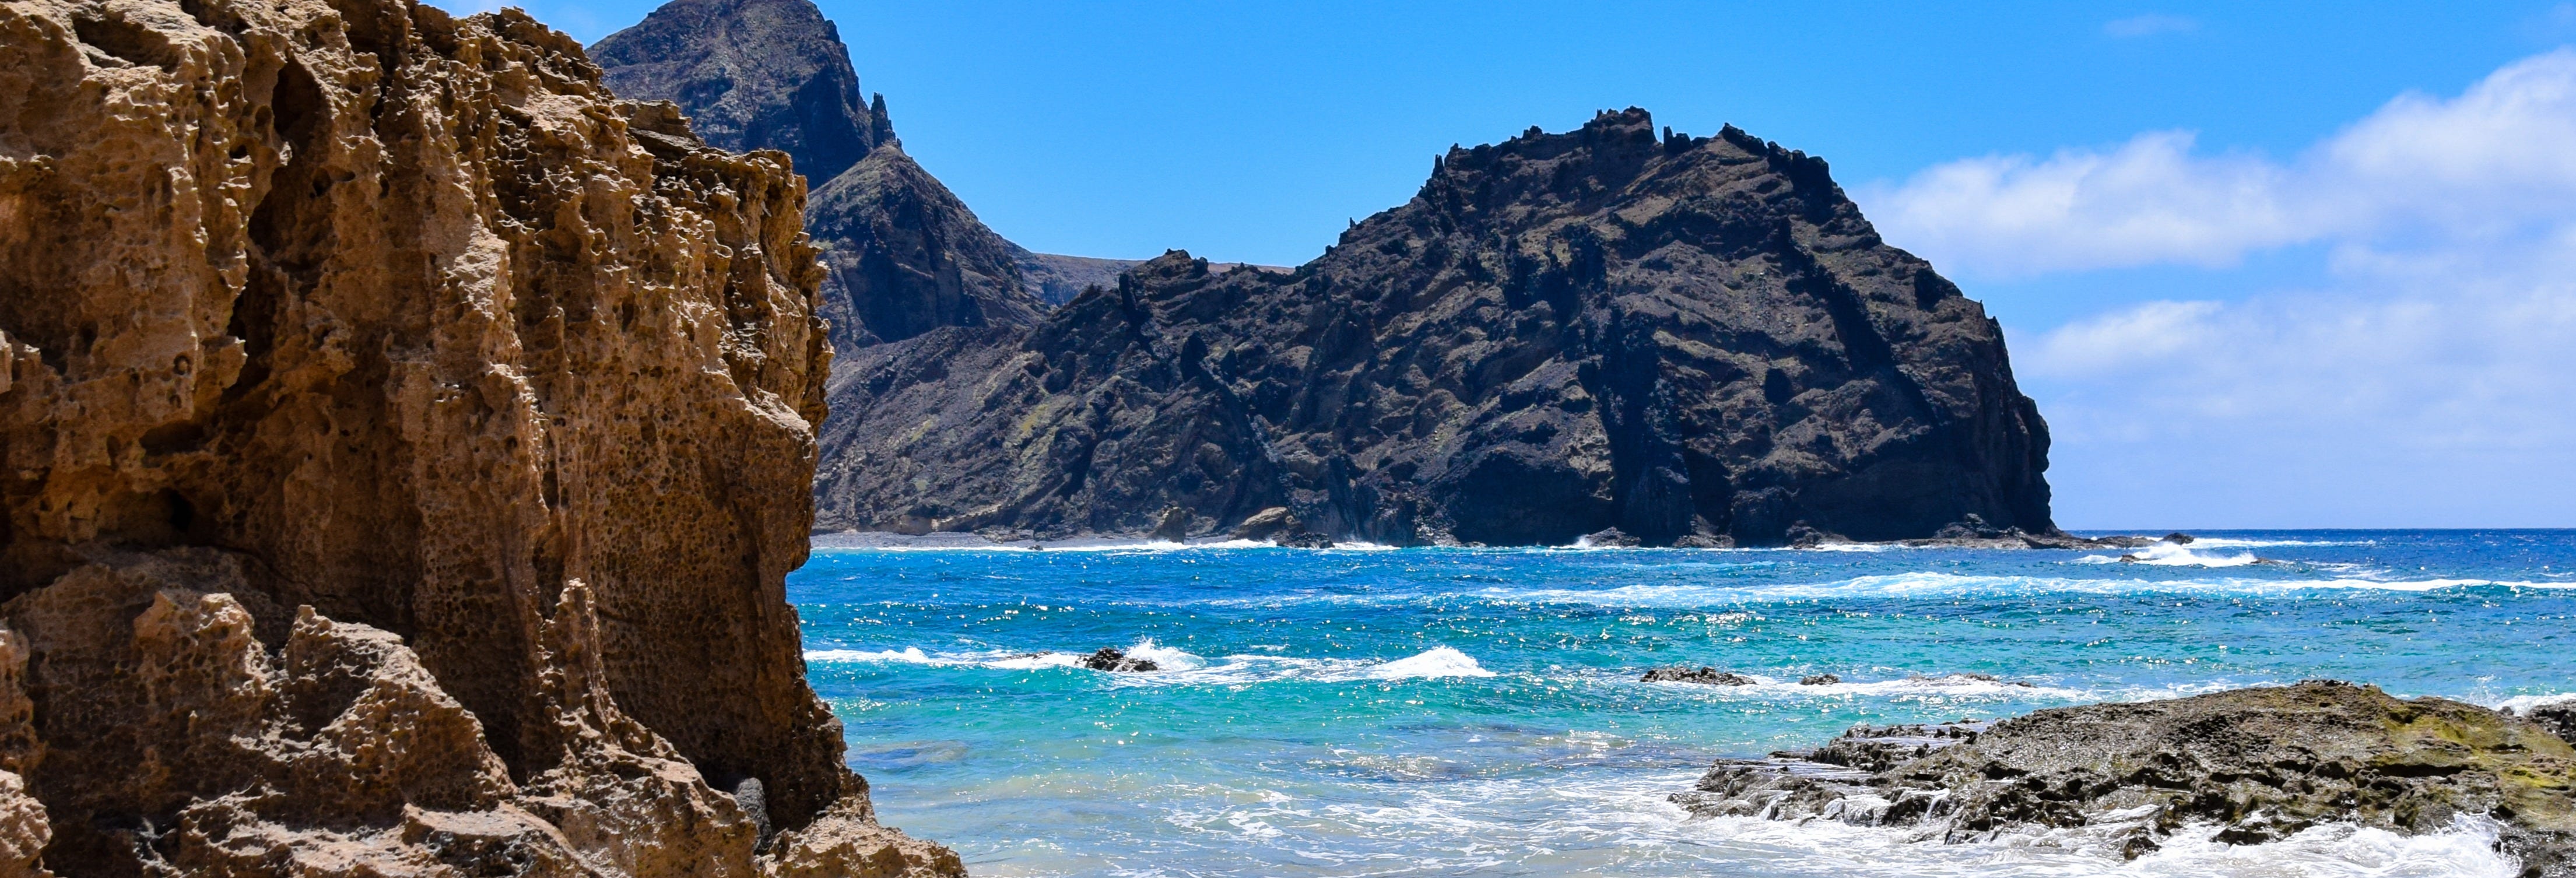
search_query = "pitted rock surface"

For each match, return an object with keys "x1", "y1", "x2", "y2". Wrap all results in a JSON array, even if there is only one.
[
  {"x1": 0, "y1": 0, "x2": 954, "y2": 872},
  {"x1": 1677, "y1": 682, "x2": 2576, "y2": 873},
  {"x1": 814, "y1": 110, "x2": 2057, "y2": 546}
]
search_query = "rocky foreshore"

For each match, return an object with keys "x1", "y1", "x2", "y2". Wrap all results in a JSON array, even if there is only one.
[{"x1": 1676, "y1": 682, "x2": 2576, "y2": 874}]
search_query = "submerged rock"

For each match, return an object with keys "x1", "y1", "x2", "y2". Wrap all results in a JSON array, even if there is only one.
[
  {"x1": 1677, "y1": 682, "x2": 2576, "y2": 871},
  {"x1": 1645, "y1": 667, "x2": 1758, "y2": 686},
  {"x1": 1800, "y1": 673, "x2": 1843, "y2": 685},
  {"x1": 1082, "y1": 648, "x2": 1161, "y2": 673},
  {"x1": 0, "y1": 0, "x2": 956, "y2": 871},
  {"x1": 814, "y1": 110, "x2": 2061, "y2": 546}
]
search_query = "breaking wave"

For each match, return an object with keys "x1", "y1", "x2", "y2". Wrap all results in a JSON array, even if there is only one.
[{"x1": 805, "y1": 641, "x2": 1499, "y2": 684}]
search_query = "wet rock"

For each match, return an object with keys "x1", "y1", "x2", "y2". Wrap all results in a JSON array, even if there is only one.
[
  {"x1": 2531, "y1": 701, "x2": 2576, "y2": 744},
  {"x1": 1082, "y1": 649, "x2": 1160, "y2": 673},
  {"x1": 1232, "y1": 507, "x2": 1300, "y2": 540},
  {"x1": 1644, "y1": 667, "x2": 1757, "y2": 686},
  {"x1": 0, "y1": 0, "x2": 954, "y2": 871},
  {"x1": 1581, "y1": 528, "x2": 1643, "y2": 547},
  {"x1": 1276, "y1": 532, "x2": 1338, "y2": 549},
  {"x1": 812, "y1": 111, "x2": 2061, "y2": 546},
  {"x1": 1800, "y1": 674, "x2": 1842, "y2": 685},
  {"x1": 1677, "y1": 682, "x2": 2576, "y2": 869},
  {"x1": 2164, "y1": 532, "x2": 2197, "y2": 544}
]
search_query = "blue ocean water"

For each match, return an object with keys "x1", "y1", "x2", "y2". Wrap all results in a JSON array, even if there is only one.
[{"x1": 791, "y1": 531, "x2": 2576, "y2": 877}]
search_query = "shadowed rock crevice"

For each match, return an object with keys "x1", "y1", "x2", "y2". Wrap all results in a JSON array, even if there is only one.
[{"x1": 816, "y1": 109, "x2": 2058, "y2": 546}]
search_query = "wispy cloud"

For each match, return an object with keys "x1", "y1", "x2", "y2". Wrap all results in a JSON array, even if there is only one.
[
  {"x1": 1870, "y1": 49, "x2": 2576, "y2": 278},
  {"x1": 1863, "y1": 48, "x2": 2576, "y2": 526},
  {"x1": 2103, "y1": 14, "x2": 2200, "y2": 38}
]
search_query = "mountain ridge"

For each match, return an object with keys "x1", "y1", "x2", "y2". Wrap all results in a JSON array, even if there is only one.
[{"x1": 815, "y1": 110, "x2": 2058, "y2": 546}]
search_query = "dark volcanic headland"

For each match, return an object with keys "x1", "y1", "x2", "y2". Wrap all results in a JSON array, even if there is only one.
[
  {"x1": 817, "y1": 110, "x2": 2061, "y2": 547},
  {"x1": 589, "y1": 0, "x2": 2070, "y2": 549}
]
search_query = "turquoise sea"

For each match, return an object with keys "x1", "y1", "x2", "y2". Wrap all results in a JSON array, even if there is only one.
[{"x1": 792, "y1": 531, "x2": 2576, "y2": 877}]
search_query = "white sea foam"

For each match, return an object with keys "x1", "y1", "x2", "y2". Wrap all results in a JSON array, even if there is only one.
[
  {"x1": 2492, "y1": 691, "x2": 2576, "y2": 715},
  {"x1": 802, "y1": 646, "x2": 942, "y2": 664},
  {"x1": 805, "y1": 641, "x2": 1502, "y2": 684},
  {"x1": 1675, "y1": 812, "x2": 2519, "y2": 877},
  {"x1": 1366, "y1": 647, "x2": 1498, "y2": 679},
  {"x1": 1059, "y1": 762, "x2": 2520, "y2": 878},
  {"x1": 1119, "y1": 638, "x2": 1207, "y2": 670},
  {"x1": 2075, "y1": 542, "x2": 2259, "y2": 567},
  {"x1": 2180, "y1": 536, "x2": 2375, "y2": 549},
  {"x1": 1638, "y1": 671, "x2": 2093, "y2": 701},
  {"x1": 801, "y1": 646, "x2": 1085, "y2": 669},
  {"x1": 1478, "y1": 572, "x2": 2568, "y2": 607}
]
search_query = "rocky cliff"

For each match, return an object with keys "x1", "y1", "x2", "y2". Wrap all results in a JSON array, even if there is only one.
[
  {"x1": 815, "y1": 110, "x2": 2056, "y2": 546},
  {"x1": 593, "y1": 0, "x2": 1050, "y2": 350},
  {"x1": 0, "y1": 0, "x2": 954, "y2": 872}
]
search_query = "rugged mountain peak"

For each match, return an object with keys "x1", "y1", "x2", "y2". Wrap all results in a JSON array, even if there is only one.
[
  {"x1": 592, "y1": 0, "x2": 881, "y2": 184},
  {"x1": 804, "y1": 141, "x2": 1045, "y2": 345},
  {"x1": 595, "y1": 0, "x2": 1055, "y2": 349},
  {"x1": 817, "y1": 110, "x2": 2056, "y2": 546}
]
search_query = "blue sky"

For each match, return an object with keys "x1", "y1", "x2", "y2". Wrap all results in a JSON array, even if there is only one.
[{"x1": 487, "y1": 1, "x2": 2576, "y2": 529}]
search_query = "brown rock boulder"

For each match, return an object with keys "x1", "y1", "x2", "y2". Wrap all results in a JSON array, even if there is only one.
[{"x1": 0, "y1": 0, "x2": 953, "y2": 872}]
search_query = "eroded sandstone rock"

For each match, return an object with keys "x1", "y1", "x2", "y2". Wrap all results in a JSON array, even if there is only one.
[{"x1": 0, "y1": 0, "x2": 953, "y2": 871}]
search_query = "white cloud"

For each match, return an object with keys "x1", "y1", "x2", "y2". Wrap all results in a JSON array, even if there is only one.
[
  {"x1": 1871, "y1": 132, "x2": 2298, "y2": 273},
  {"x1": 2104, "y1": 14, "x2": 2199, "y2": 38},
  {"x1": 2023, "y1": 231, "x2": 2576, "y2": 526},
  {"x1": 1872, "y1": 48, "x2": 2576, "y2": 278},
  {"x1": 1865, "y1": 48, "x2": 2576, "y2": 526}
]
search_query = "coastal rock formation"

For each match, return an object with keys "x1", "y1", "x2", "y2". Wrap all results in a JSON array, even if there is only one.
[
  {"x1": 1080, "y1": 648, "x2": 1159, "y2": 673},
  {"x1": 1679, "y1": 682, "x2": 2576, "y2": 871},
  {"x1": 594, "y1": 0, "x2": 1049, "y2": 349},
  {"x1": 1643, "y1": 667, "x2": 1756, "y2": 686},
  {"x1": 2531, "y1": 702, "x2": 2576, "y2": 744},
  {"x1": 816, "y1": 109, "x2": 2057, "y2": 545},
  {"x1": 0, "y1": 0, "x2": 953, "y2": 872}
]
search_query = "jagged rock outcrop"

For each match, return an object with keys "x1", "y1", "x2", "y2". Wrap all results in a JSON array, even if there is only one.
[
  {"x1": 594, "y1": 0, "x2": 1050, "y2": 350},
  {"x1": 1678, "y1": 682, "x2": 2576, "y2": 872},
  {"x1": 1006, "y1": 251, "x2": 1281, "y2": 307},
  {"x1": 589, "y1": 0, "x2": 886, "y2": 187},
  {"x1": 1011, "y1": 248, "x2": 1141, "y2": 306},
  {"x1": 803, "y1": 141, "x2": 1043, "y2": 345},
  {"x1": 814, "y1": 109, "x2": 2056, "y2": 545},
  {"x1": 0, "y1": 0, "x2": 954, "y2": 872}
]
